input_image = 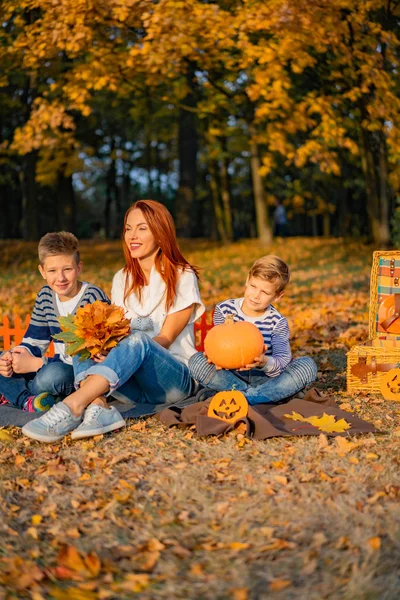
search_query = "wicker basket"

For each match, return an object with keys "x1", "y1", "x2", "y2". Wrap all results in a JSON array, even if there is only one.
[{"x1": 347, "y1": 250, "x2": 400, "y2": 393}]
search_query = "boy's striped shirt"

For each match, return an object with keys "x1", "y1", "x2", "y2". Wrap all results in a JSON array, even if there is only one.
[
  {"x1": 20, "y1": 284, "x2": 110, "y2": 364},
  {"x1": 213, "y1": 298, "x2": 291, "y2": 377}
]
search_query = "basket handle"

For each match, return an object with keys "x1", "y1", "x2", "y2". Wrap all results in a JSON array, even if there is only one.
[
  {"x1": 380, "y1": 294, "x2": 400, "y2": 331},
  {"x1": 351, "y1": 357, "x2": 398, "y2": 382}
]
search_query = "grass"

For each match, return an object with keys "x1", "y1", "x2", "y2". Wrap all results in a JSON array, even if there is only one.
[{"x1": 0, "y1": 237, "x2": 399, "y2": 599}]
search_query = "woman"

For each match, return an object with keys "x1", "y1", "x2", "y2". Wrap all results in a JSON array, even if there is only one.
[{"x1": 22, "y1": 200, "x2": 205, "y2": 442}]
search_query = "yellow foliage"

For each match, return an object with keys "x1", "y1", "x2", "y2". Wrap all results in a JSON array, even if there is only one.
[
  {"x1": 284, "y1": 411, "x2": 351, "y2": 433},
  {"x1": 2, "y1": 0, "x2": 400, "y2": 191}
]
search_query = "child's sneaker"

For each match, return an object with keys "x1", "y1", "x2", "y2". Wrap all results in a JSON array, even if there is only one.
[
  {"x1": 71, "y1": 405, "x2": 125, "y2": 440},
  {"x1": 22, "y1": 393, "x2": 60, "y2": 413},
  {"x1": 0, "y1": 394, "x2": 10, "y2": 406},
  {"x1": 21, "y1": 403, "x2": 82, "y2": 442}
]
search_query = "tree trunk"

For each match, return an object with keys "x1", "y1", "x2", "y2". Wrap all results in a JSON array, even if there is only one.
[
  {"x1": 220, "y1": 137, "x2": 233, "y2": 242},
  {"x1": 122, "y1": 162, "x2": 131, "y2": 211},
  {"x1": 105, "y1": 140, "x2": 119, "y2": 239},
  {"x1": 155, "y1": 142, "x2": 162, "y2": 196},
  {"x1": 378, "y1": 129, "x2": 391, "y2": 242},
  {"x1": 112, "y1": 164, "x2": 121, "y2": 238},
  {"x1": 248, "y1": 123, "x2": 272, "y2": 244},
  {"x1": 19, "y1": 152, "x2": 38, "y2": 240},
  {"x1": 175, "y1": 74, "x2": 198, "y2": 237},
  {"x1": 209, "y1": 159, "x2": 227, "y2": 242},
  {"x1": 0, "y1": 179, "x2": 21, "y2": 238},
  {"x1": 56, "y1": 173, "x2": 76, "y2": 232},
  {"x1": 360, "y1": 127, "x2": 391, "y2": 246},
  {"x1": 105, "y1": 162, "x2": 114, "y2": 239},
  {"x1": 17, "y1": 70, "x2": 38, "y2": 240},
  {"x1": 338, "y1": 186, "x2": 349, "y2": 237},
  {"x1": 146, "y1": 128, "x2": 154, "y2": 197},
  {"x1": 323, "y1": 213, "x2": 330, "y2": 237},
  {"x1": 311, "y1": 214, "x2": 318, "y2": 237}
]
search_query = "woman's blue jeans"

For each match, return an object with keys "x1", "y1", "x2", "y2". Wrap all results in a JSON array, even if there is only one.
[
  {"x1": 73, "y1": 332, "x2": 195, "y2": 405},
  {"x1": 188, "y1": 352, "x2": 318, "y2": 405},
  {"x1": 0, "y1": 361, "x2": 75, "y2": 409}
]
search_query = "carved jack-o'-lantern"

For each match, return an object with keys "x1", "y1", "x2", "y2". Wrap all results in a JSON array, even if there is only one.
[
  {"x1": 207, "y1": 391, "x2": 249, "y2": 423},
  {"x1": 380, "y1": 368, "x2": 400, "y2": 401}
]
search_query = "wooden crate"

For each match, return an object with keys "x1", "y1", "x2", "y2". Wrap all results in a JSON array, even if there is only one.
[{"x1": 347, "y1": 250, "x2": 400, "y2": 393}]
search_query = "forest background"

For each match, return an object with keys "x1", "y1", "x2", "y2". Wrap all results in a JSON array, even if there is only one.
[{"x1": 1, "y1": 0, "x2": 400, "y2": 245}]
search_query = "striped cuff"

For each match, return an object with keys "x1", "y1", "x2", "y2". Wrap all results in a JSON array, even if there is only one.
[{"x1": 261, "y1": 357, "x2": 273, "y2": 373}]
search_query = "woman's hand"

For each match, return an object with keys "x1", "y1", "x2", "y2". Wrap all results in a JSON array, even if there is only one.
[
  {"x1": 92, "y1": 334, "x2": 127, "y2": 362},
  {"x1": 93, "y1": 351, "x2": 109, "y2": 363}
]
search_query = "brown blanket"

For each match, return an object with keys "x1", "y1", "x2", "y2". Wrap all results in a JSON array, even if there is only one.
[{"x1": 158, "y1": 388, "x2": 377, "y2": 439}]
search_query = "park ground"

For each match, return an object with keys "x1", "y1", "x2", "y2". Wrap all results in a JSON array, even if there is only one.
[{"x1": 0, "y1": 237, "x2": 399, "y2": 599}]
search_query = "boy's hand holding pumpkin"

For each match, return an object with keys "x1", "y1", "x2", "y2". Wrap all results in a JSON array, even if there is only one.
[
  {"x1": 205, "y1": 344, "x2": 268, "y2": 371},
  {"x1": 237, "y1": 344, "x2": 268, "y2": 371}
]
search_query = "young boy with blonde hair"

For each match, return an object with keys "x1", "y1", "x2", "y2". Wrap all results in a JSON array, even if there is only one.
[
  {"x1": 189, "y1": 255, "x2": 317, "y2": 403},
  {"x1": 0, "y1": 232, "x2": 109, "y2": 412}
]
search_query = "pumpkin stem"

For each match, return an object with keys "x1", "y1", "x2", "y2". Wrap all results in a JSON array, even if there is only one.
[{"x1": 225, "y1": 315, "x2": 235, "y2": 325}]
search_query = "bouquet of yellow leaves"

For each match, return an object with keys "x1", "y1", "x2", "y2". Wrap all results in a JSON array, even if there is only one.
[{"x1": 53, "y1": 300, "x2": 131, "y2": 361}]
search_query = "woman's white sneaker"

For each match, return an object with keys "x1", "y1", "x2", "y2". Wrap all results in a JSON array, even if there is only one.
[{"x1": 70, "y1": 405, "x2": 125, "y2": 440}]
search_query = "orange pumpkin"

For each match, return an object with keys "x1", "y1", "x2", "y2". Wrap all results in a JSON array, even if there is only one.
[
  {"x1": 380, "y1": 368, "x2": 400, "y2": 401},
  {"x1": 204, "y1": 316, "x2": 265, "y2": 369},
  {"x1": 208, "y1": 391, "x2": 249, "y2": 423}
]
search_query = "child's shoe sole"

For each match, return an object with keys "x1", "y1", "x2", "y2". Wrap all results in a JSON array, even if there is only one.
[
  {"x1": 20, "y1": 426, "x2": 66, "y2": 443},
  {"x1": 70, "y1": 419, "x2": 125, "y2": 440}
]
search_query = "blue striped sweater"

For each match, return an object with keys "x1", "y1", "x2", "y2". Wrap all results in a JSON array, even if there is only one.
[
  {"x1": 213, "y1": 298, "x2": 292, "y2": 377},
  {"x1": 20, "y1": 283, "x2": 110, "y2": 364}
]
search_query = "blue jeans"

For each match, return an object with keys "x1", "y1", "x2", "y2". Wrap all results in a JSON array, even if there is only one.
[
  {"x1": 73, "y1": 331, "x2": 195, "y2": 405},
  {"x1": 188, "y1": 352, "x2": 318, "y2": 405},
  {"x1": 0, "y1": 360, "x2": 75, "y2": 409}
]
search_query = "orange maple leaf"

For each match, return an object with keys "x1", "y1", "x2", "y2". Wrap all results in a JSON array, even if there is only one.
[{"x1": 54, "y1": 301, "x2": 131, "y2": 360}]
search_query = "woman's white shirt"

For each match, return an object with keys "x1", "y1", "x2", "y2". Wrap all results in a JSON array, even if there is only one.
[{"x1": 111, "y1": 267, "x2": 205, "y2": 366}]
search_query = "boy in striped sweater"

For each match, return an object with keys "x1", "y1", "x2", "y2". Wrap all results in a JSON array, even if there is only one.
[
  {"x1": 0, "y1": 232, "x2": 109, "y2": 412},
  {"x1": 189, "y1": 255, "x2": 317, "y2": 404}
]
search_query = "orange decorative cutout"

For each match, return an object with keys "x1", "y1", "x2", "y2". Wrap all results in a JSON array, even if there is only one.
[
  {"x1": 380, "y1": 368, "x2": 400, "y2": 401},
  {"x1": 204, "y1": 316, "x2": 265, "y2": 369},
  {"x1": 207, "y1": 391, "x2": 249, "y2": 423},
  {"x1": 378, "y1": 295, "x2": 400, "y2": 333}
]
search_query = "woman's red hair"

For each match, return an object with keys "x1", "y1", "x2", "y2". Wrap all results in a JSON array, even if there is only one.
[{"x1": 122, "y1": 199, "x2": 199, "y2": 311}]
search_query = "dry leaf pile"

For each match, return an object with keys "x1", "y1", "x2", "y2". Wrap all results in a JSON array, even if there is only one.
[
  {"x1": 0, "y1": 237, "x2": 399, "y2": 599},
  {"x1": 53, "y1": 301, "x2": 131, "y2": 360}
]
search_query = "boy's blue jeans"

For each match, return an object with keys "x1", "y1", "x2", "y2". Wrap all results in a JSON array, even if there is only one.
[
  {"x1": 188, "y1": 352, "x2": 318, "y2": 405},
  {"x1": 73, "y1": 331, "x2": 194, "y2": 405},
  {"x1": 0, "y1": 360, "x2": 75, "y2": 409}
]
